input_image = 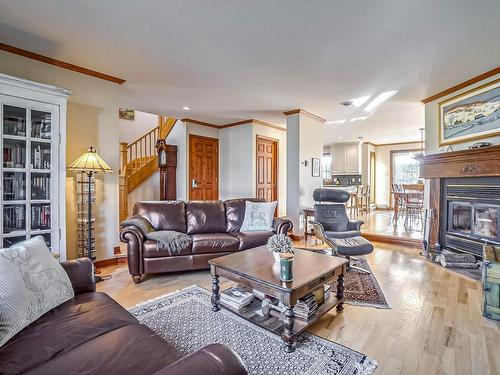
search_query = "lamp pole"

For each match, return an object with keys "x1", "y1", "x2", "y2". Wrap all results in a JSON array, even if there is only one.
[{"x1": 87, "y1": 170, "x2": 94, "y2": 261}]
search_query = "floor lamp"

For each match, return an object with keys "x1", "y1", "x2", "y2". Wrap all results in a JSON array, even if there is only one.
[{"x1": 68, "y1": 147, "x2": 113, "y2": 281}]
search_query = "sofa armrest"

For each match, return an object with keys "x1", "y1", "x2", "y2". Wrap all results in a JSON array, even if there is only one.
[
  {"x1": 273, "y1": 217, "x2": 293, "y2": 235},
  {"x1": 347, "y1": 219, "x2": 364, "y2": 231},
  {"x1": 153, "y1": 344, "x2": 247, "y2": 375},
  {"x1": 120, "y1": 225, "x2": 146, "y2": 279},
  {"x1": 61, "y1": 258, "x2": 96, "y2": 295}
]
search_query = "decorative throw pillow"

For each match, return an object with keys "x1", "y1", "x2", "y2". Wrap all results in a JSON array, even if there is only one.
[
  {"x1": 0, "y1": 236, "x2": 74, "y2": 347},
  {"x1": 240, "y1": 201, "x2": 277, "y2": 232}
]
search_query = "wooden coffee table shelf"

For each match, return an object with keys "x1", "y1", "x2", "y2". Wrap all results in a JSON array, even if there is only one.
[{"x1": 209, "y1": 246, "x2": 348, "y2": 352}]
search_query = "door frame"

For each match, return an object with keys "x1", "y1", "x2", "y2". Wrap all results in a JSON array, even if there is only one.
[
  {"x1": 369, "y1": 151, "x2": 376, "y2": 205},
  {"x1": 188, "y1": 134, "x2": 219, "y2": 200},
  {"x1": 255, "y1": 135, "x2": 279, "y2": 207}
]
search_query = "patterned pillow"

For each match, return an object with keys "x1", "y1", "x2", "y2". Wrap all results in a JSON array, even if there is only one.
[
  {"x1": 240, "y1": 201, "x2": 277, "y2": 232},
  {"x1": 0, "y1": 236, "x2": 74, "y2": 347}
]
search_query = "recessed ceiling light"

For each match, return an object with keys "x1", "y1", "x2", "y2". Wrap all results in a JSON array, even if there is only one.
[
  {"x1": 338, "y1": 136, "x2": 344, "y2": 139},
  {"x1": 350, "y1": 96, "x2": 371, "y2": 107},
  {"x1": 364, "y1": 90, "x2": 398, "y2": 112},
  {"x1": 326, "y1": 119, "x2": 346, "y2": 124},
  {"x1": 350, "y1": 116, "x2": 369, "y2": 122},
  {"x1": 182, "y1": 106, "x2": 190, "y2": 111}
]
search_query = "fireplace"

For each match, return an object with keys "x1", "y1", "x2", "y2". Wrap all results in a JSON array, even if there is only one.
[
  {"x1": 441, "y1": 178, "x2": 500, "y2": 257},
  {"x1": 417, "y1": 144, "x2": 500, "y2": 260}
]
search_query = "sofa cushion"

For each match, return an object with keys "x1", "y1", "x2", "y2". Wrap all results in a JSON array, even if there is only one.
[
  {"x1": 191, "y1": 233, "x2": 240, "y2": 254},
  {"x1": 0, "y1": 292, "x2": 138, "y2": 374},
  {"x1": 240, "y1": 201, "x2": 277, "y2": 232},
  {"x1": 224, "y1": 198, "x2": 265, "y2": 233},
  {"x1": 186, "y1": 201, "x2": 226, "y2": 235},
  {"x1": 133, "y1": 201, "x2": 186, "y2": 233},
  {"x1": 23, "y1": 324, "x2": 183, "y2": 375},
  {"x1": 233, "y1": 231, "x2": 273, "y2": 250},
  {"x1": 143, "y1": 239, "x2": 192, "y2": 258},
  {"x1": 0, "y1": 236, "x2": 75, "y2": 348}
]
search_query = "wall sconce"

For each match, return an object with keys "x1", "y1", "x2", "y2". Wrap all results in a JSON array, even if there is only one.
[{"x1": 301, "y1": 160, "x2": 310, "y2": 167}]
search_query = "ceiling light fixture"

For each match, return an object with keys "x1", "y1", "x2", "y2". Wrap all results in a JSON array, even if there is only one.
[
  {"x1": 350, "y1": 95, "x2": 371, "y2": 107},
  {"x1": 364, "y1": 90, "x2": 398, "y2": 112},
  {"x1": 350, "y1": 116, "x2": 369, "y2": 122},
  {"x1": 326, "y1": 119, "x2": 346, "y2": 124},
  {"x1": 182, "y1": 106, "x2": 190, "y2": 111}
]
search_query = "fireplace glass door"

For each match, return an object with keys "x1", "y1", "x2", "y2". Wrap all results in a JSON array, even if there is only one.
[
  {"x1": 449, "y1": 202, "x2": 472, "y2": 235},
  {"x1": 474, "y1": 205, "x2": 498, "y2": 240}
]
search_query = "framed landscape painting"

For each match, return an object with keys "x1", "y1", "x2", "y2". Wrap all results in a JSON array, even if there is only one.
[{"x1": 439, "y1": 79, "x2": 500, "y2": 146}]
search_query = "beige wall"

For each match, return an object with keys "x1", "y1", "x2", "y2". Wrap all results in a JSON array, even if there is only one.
[
  {"x1": 286, "y1": 113, "x2": 324, "y2": 233},
  {"x1": 0, "y1": 51, "x2": 120, "y2": 261},
  {"x1": 119, "y1": 110, "x2": 157, "y2": 144}
]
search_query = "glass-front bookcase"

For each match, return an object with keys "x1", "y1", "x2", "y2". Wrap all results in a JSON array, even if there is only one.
[{"x1": 0, "y1": 73, "x2": 69, "y2": 260}]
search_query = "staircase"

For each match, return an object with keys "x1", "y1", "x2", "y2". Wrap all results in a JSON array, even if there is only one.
[{"x1": 119, "y1": 115, "x2": 177, "y2": 222}]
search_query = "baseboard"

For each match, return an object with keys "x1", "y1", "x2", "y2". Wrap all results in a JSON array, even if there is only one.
[
  {"x1": 94, "y1": 255, "x2": 128, "y2": 268},
  {"x1": 362, "y1": 232, "x2": 422, "y2": 248}
]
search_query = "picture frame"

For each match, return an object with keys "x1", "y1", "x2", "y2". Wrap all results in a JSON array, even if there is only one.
[
  {"x1": 119, "y1": 108, "x2": 135, "y2": 120},
  {"x1": 439, "y1": 78, "x2": 500, "y2": 146},
  {"x1": 312, "y1": 158, "x2": 320, "y2": 177}
]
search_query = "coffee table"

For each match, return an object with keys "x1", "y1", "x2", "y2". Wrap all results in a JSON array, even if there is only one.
[{"x1": 209, "y1": 246, "x2": 348, "y2": 352}]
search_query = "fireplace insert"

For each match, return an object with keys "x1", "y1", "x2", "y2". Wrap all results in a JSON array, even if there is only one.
[{"x1": 441, "y1": 177, "x2": 500, "y2": 258}]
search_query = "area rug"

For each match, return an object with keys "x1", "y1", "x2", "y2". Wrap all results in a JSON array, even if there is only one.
[
  {"x1": 330, "y1": 257, "x2": 390, "y2": 309},
  {"x1": 295, "y1": 248, "x2": 390, "y2": 309},
  {"x1": 129, "y1": 286, "x2": 377, "y2": 375}
]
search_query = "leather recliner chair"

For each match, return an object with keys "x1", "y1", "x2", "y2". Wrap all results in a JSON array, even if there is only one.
[{"x1": 120, "y1": 198, "x2": 293, "y2": 283}]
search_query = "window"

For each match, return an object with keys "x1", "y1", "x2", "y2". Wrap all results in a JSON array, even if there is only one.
[
  {"x1": 321, "y1": 155, "x2": 331, "y2": 180},
  {"x1": 391, "y1": 150, "x2": 420, "y2": 185}
]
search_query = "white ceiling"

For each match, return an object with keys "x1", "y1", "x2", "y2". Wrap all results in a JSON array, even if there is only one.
[{"x1": 1, "y1": 0, "x2": 499, "y2": 144}]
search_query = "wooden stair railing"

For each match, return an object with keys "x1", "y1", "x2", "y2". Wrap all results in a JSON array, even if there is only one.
[{"x1": 119, "y1": 116, "x2": 177, "y2": 222}]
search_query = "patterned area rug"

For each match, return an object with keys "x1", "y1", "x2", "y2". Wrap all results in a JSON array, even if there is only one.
[
  {"x1": 129, "y1": 286, "x2": 377, "y2": 375},
  {"x1": 295, "y1": 248, "x2": 389, "y2": 309},
  {"x1": 331, "y1": 257, "x2": 390, "y2": 309}
]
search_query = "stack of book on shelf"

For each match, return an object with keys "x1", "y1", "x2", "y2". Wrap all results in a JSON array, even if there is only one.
[
  {"x1": 293, "y1": 293, "x2": 318, "y2": 321},
  {"x1": 220, "y1": 285, "x2": 254, "y2": 311}
]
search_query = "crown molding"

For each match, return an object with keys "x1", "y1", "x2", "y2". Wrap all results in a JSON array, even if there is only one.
[
  {"x1": 364, "y1": 140, "x2": 421, "y2": 147},
  {"x1": 283, "y1": 109, "x2": 326, "y2": 123},
  {"x1": 181, "y1": 118, "x2": 220, "y2": 128},
  {"x1": 182, "y1": 118, "x2": 286, "y2": 132},
  {"x1": 0, "y1": 42, "x2": 126, "y2": 85},
  {"x1": 421, "y1": 66, "x2": 500, "y2": 104}
]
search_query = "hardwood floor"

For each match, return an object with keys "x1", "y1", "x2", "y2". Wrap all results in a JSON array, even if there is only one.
[
  {"x1": 97, "y1": 240, "x2": 500, "y2": 375},
  {"x1": 355, "y1": 209, "x2": 424, "y2": 241}
]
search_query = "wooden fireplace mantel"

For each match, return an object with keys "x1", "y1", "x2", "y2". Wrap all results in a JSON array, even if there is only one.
[
  {"x1": 417, "y1": 144, "x2": 500, "y2": 179},
  {"x1": 417, "y1": 145, "x2": 500, "y2": 257}
]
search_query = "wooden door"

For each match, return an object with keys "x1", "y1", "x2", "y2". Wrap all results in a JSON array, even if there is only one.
[
  {"x1": 256, "y1": 136, "x2": 278, "y2": 203},
  {"x1": 369, "y1": 151, "x2": 376, "y2": 204},
  {"x1": 189, "y1": 135, "x2": 219, "y2": 200}
]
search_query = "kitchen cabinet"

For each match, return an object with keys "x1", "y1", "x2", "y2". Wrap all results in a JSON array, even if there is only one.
[{"x1": 330, "y1": 142, "x2": 361, "y2": 175}]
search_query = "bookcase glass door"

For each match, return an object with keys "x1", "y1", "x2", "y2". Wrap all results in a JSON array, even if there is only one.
[{"x1": 1, "y1": 95, "x2": 58, "y2": 251}]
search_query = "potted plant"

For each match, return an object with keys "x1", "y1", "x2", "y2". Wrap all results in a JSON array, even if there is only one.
[{"x1": 266, "y1": 234, "x2": 294, "y2": 262}]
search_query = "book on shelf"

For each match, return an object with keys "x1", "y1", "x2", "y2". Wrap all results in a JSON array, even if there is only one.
[
  {"x1": 324, "y1": 284, "x2": 331, "y2": 300},
  {"x1": 293, "y1": 293, "x2": 318, "y2": 321},
  {"x1": 220, "y1": 285, "x2": 254, "y2": 310}
]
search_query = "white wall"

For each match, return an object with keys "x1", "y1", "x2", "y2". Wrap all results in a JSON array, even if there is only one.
[
  {"x1": 0, "y1": 51, "x2": 120, "y2": 261},
  {"x1": 286, "y1": 113, "x2": 324, "y2": 234},
  {"x1": 219, "y1": 125, "x2": 254, "y2": 200},
  {"x1": 119, "y1": 110, "x2": 158, "y2": 144},
  {"x1": 425, "y1": 73, "x2": 500, "y2": 154}
]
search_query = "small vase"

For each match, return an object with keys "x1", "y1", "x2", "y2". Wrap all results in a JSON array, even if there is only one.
[{"x1": 273, "y1": 252, "x2": 281, "y2": 263}]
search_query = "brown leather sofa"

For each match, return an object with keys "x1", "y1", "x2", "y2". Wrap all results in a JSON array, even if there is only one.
[
  {"x1": 120, "y1": 198, "x2": 293, "y2": 283},
  {"x1": 0, "y1": 258, "x2": 247, "y2": 375}
]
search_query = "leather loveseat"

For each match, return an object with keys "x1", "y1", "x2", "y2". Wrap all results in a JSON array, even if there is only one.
[
  {"x1": 120, "y1": 198, "x2": 292, "y2": 283},
  {"x1": 0, "y1": 258, "x2": 247, "y2": 375}
]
